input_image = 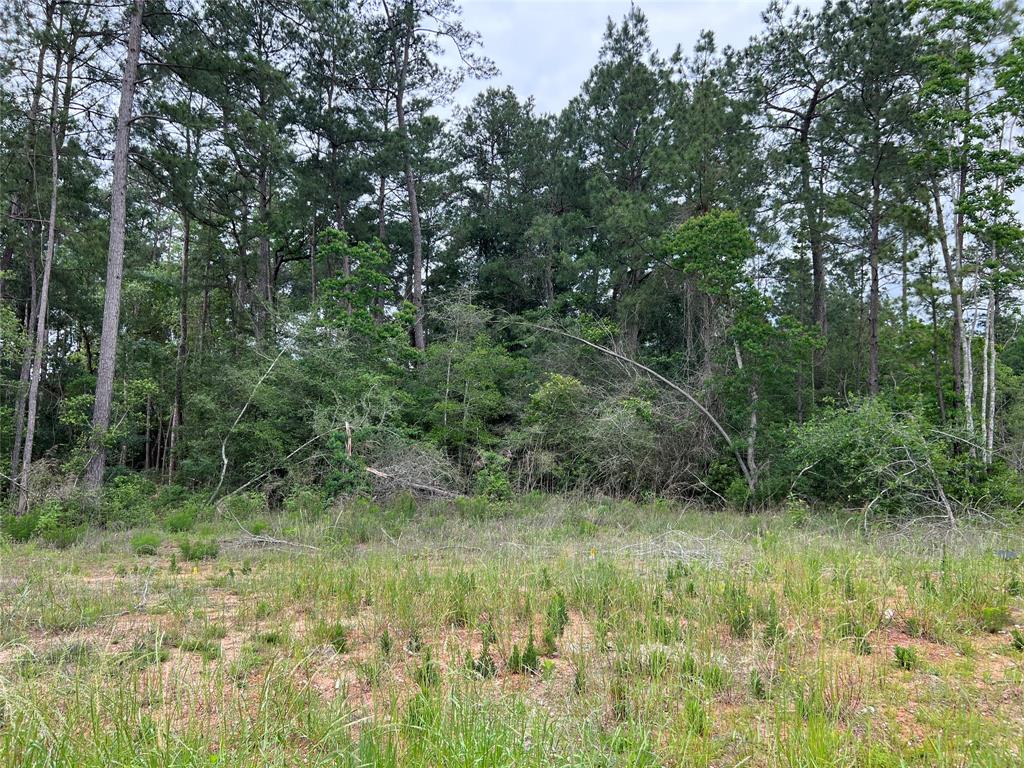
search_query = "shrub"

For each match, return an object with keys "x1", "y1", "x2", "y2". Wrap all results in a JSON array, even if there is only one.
[
  {"x1": 978, "y1": 604, "x2": 1011, "y2": 633},
  {"x1": 178, "y1": 538, "x2": 219, "y2": 561},
  {"x1": 164, "y1": 506, "x2": 198, "y2": 533},
  {"x1": 222, "y1": 492, "x2": 267, "y2": 521},
  {"x1": 1, "y1": 511, "x2": 40, "y2": 542},
  {"x1": 131, "y1": 531, "x2": 162, "y2": 556},
  {"x1": 102, "y1": 475, "x2": 157, "y2": 528},
  {"x1": 894, "y1": 646, "x2": 918, "y2": 670},
  {"x1": 34, "y1": 499, "x2": 86, "y2": 549},
  {"x1": 1010, "y1": 629, "x2": 1024, "y2": 652},
  {"x1": 473, "y1": 451, "x2": 511, "y2": 501},
  {"x1": 771, "y1": 400, "x2": 954, "y2": 515}
]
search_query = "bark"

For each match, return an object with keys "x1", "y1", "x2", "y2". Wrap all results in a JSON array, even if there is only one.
[
  {"x1": 794, "y1": 82, "x2": 828, "y2": 393},
  {"x1": 9, "y1": 254, "x2": 38, "y2": 496},
  {"x1": 928, "y1": 288, "x2": 947, "y2": 424},
  {"x1": 168, "y1": 212, "x2": 190, "y2": 478},
  {"x1": 17, "y1": 38, "x2": 71, "y2": 514},
  {"x1": 982, "y1": 284, "x2": 996, "y2": 464},
  {"x1": 867, "y1": 173, "x2": 882, "y2": 396},
  {"x1": 930, "y1": 182, "x2": 963, "y2": 405},
  {"x1": 733, "y1": 340, "x2": 758, "y2": 487},
  {"x1": 395, "y1": 9, "x2": 425, "y2": 351},
  {"x1": 83, "y1": 0, "x2": 144, "y2": 490}
]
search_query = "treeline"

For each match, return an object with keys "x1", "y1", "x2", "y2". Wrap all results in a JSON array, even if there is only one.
[{"x1": 1, "y1": 0, "x2": 1023, "y2": 522}]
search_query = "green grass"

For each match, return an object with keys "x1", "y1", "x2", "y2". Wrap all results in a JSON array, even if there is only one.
[{"x1": 0, "y1": 495, "x2": 1022, "y2": 766}]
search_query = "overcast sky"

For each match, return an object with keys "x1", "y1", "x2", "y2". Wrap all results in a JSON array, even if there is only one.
[{"x1": 451, "y1": 0, "x2": 823, "y2": 113}]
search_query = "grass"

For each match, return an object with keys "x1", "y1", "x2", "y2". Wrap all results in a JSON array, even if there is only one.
[{"x1": 0, "y1": 495, "x2": 1022, "y2": 766}]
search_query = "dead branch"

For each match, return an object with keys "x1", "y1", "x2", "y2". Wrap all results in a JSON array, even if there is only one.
[
  {"x1": 209, "y1": 348, "x2": 285, "y2": 503},
  {"x1": 525, "y1": 322, "x2": 754, "y2": 490}
]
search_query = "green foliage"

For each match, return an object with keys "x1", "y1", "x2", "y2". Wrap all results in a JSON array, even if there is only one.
[
  {"x1": 894, "y1": 646, "x2": 918, "y2": 670},
  {"x1": 102, "y1": 475, "x2": 157, "y2": 528},
  {"x1": 1010, "y1": 629, "x2": 1024, "y2": 652},
  {"x1": 164, "y1": 506, "x2": 197, "y2": 533},
  {"x1": 130, "y1": 531, "x2": 162, "y2": 556},
  {"x1": 178, "y1": 538, "x2": 219, "y2": 562},
  {"x1": 473, "y1": 451, "x2": 511, "y2": 501},
  {"x1": 770, "y1": 399, "x2": 973, "y2": 514},
  {"x1": 2, "y1": 511, "x2": 40, "y2": 543}
]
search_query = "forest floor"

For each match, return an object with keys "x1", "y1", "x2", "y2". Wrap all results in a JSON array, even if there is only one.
[{"x1": 1, "y1": 497, "x2": 1023, "y2": 766}]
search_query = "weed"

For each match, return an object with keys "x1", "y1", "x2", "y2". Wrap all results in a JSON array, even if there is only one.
[
  {"x1": 1010, "y1": 628, "x2": 1024, "y2": 652},
  {"x1": 683, "y1": 696, "x2": 710, "y2": 737},
  {"x1": 315, "y1": 621, "x2": 349, "y2": 654},
  {"x1": 894, "y1": 645, "x2": 918, "y2": 670},
  {"x1": 178, "y1": 538, "x2": 219, "y2": 561},
  {"x1": 131, "y1": 531, "x2": 162, "y2": 556}
]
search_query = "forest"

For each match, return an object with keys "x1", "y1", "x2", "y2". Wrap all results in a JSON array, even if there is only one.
[{"x1": 1, "y1": 0, "x2": 1024, "y2": 526}]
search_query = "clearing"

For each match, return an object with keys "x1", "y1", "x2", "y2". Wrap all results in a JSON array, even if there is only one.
[{"x1": 1, "y1": 498, "x2": 1023, "y2": 766}]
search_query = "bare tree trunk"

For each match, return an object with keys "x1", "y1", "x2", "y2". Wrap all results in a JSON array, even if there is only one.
[
  {"x1": 983, "y1": 284, "x2": 996, "y2": 464},
  {"x1": 9, "y1": 255, "x2": 38, "y2": 496},
  {"x1": 930, "y1": 182, "x2": 963, "y2": 407},
  {"x1": 867, "y1": 175, "x2": 882, "y2": 396},
  {"x1": 928, "y1": 281, "x2": 947, "y2": 424},
  {"x1": 168, "y1": 211, "x2": 190, "y2": 478},
  {"x1": 395, "y1": 14, "x2": 425, "y2": 351},
  {"x1": 83, "y1": 0, "x2": 144, "y2": 490},
  {"x1": 17, "y1": 40, "x2": 70, "y2": 514},
  {"x1": 733, "y1": 341, "x2": 758, "y2": 488}
]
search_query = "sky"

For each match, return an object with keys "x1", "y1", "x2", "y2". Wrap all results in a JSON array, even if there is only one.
[{"x1": 450, "y1": 0, "x2": 823, "y2": 113}]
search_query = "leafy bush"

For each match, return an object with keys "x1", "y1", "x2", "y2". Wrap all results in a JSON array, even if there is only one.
[
  {"x1": 178, "y1": 538, "x2": 219, "y2": 561},
  {"x1": 131, "y1": 531, "x2": 162, "y2": 556},
  {"x1": 771, "y1": 400, "x2": 954, "y2": 515},
  {"x1": 473, "y1": 451, "x2": 511, "y2": 501},
  {"x1": 102, "y1": 475, "x2": 157, "y2": 528},
  {"x1": 1, "y1": 511, "x2": 40, "y2": 542},
  {"x1": 164, "y1": 507, "x2": 197, "y2": 533},
  {"x1": 894, "y1": 646, "x2": 918, "y2": 670}
]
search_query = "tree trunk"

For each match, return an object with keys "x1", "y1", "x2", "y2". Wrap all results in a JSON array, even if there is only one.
[
  {"x1": 867, "y1": 174, "x2": 882, "y2": 396},
  {"x1": 930, "y1": 182, "x2": 963, "y2": 407},
  {"x1": 928, "y1": 287, "x2": 947, "y2": 424},
  {"x1": 395, "y1": 13, "x2": 425, "y2": 351},
  {"x1": 168, "y1": 211, "x2": 190, "y2": 478},
  {"x1": 9, "y1": 254, "x2": 38, "y2": 497},
  {"x1": 983, "y1": 283, "x2": 996, "y2": 464},
  {"x1": 17, "y1": 41, "x2": 70, "y2": 514},
  {"x1": 83, "y1": 0, "x2": 144, "y2": 490}
]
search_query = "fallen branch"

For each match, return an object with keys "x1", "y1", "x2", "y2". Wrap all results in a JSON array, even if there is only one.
[
  {"x1": 524, "y1": 322, "x2": 754, "y2": 490},
  {"x1": 209, "y1": 348, "x2": 285, "y2": 503},
  {"x1": 364, "y1": 466, "x2": 459, "y2": 497}
]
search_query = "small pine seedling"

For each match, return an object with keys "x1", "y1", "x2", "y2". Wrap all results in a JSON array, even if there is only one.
[
  {"x1": 405, "y1": 629, "x2": 422, "y2": 653},
  {"x1": 1010, "y1": 628, "x2": 1024, "y2": 652},
  {"x1": 472, "y1": 640, "x2": 497, "y2": 678},
  {"x1": 413, "y1": 647, "x2": 439, "y2": 688},
  {"x1": 894, "y1": 645, "x2": 918, "y2": 670},
  {"x1": 508, "y1": 644, "x2": 523, "y2": 674},
  {"x1": 521, "y1": 630, "x2": 540, "y2": 673}
]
